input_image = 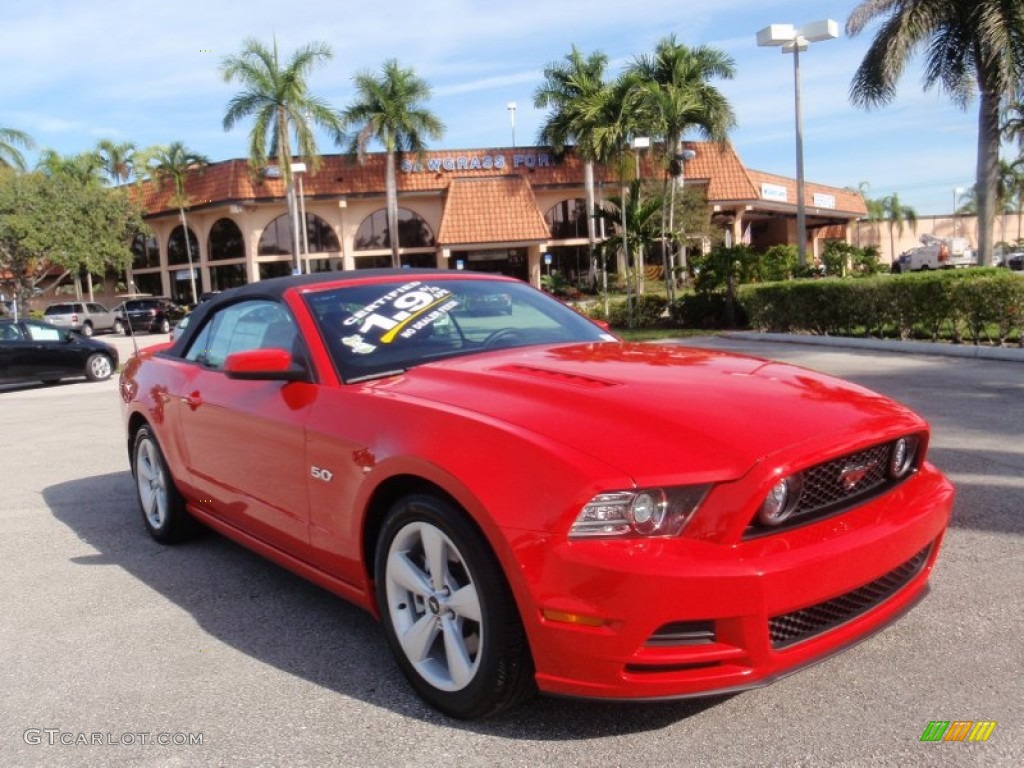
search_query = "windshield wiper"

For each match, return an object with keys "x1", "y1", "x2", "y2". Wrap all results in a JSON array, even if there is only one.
[{"x1": 346, "y1": 368, "x2": 406, "y2": 384}]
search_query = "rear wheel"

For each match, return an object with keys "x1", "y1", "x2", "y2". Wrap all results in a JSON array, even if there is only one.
[
  {"x1": 155, "y1": 317, "x2": 171, "y2": 334},
  {"x1": 375, "y1": 493, "x2": 535, "y2": 719},
  {"x1": 132, "y1": 426, "x2": 197, "y2": 543},
  {"x1": 85, "y1": 353, "x2": 113, "y2": 381},
  {"x1": 112, "y1": 318, "x2": 124, "y2": 334},
  {"x1": 81, "y1": 322, "x2": 94, "y2": 337}
]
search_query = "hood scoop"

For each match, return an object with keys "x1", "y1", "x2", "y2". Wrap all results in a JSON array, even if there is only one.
[{"x1": 492, "y1": 364, "x2": 620, "y2": 389}]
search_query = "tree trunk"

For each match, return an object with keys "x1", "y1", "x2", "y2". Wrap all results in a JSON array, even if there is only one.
[
  {"x1": 386, "y1": 149, "x2": 400, "y2": 268},
  {"x1": 584, "y1": 161, "x2": 597, "y2": 286},
  {"x1": 179, "y1": 206, "x2": 198, "y2": 304},
  {"x1": 975, "y1": 87, "x2": 1001, "y2": 267}
]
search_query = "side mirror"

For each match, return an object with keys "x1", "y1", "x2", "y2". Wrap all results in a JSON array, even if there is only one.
[{"x1": 224, "y1": 348, "x2": 308, "y2": 382}]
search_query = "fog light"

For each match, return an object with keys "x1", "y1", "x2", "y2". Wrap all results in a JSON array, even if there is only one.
[
  {"x1": 889, "y1": 437, "x2": 918, "y2": 479},
  {"x1": 759, "y1": 475, "x2": 802, "y2": 526}
]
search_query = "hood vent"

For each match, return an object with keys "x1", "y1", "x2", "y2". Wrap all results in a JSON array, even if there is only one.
[{"x1": 493, "y1": 364, "x2": 619, "y2": 389}]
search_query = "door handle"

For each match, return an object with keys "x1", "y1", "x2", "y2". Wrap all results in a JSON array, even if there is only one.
[{"x1": 182, "y1": 391, "x2": 202, "y2": 410}]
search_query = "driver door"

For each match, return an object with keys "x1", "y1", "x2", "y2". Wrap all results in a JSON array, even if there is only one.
[{"x1": 176, "y1": 299, "x2": 315, "y2": 558}]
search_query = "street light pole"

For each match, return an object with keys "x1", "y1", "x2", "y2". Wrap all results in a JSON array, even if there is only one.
[
  {"x1": 506, "y1": 102, "x2": 517, "y2": 148},
  {"x1": 953, "y1": 186, "x2": 964, "y2": 238},
  {"x1": 757, "y1": 20, "x2": 839, "y2": 268}
]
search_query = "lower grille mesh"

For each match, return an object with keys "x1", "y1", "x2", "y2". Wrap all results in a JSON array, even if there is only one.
[{"x1": 769, "y1": 544, "x2": 931, "y2": 649}]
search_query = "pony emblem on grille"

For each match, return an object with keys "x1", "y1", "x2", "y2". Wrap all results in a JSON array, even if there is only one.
[{"x1": 840, "y1": 461, "x2": 878, "y2": 491}]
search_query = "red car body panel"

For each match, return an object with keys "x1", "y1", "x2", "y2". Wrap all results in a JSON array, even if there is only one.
[{"x1": 119, "y1": 272, "x2": 955, "y2": 703}]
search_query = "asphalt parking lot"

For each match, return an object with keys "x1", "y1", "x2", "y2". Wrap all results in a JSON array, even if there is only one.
[{"x1": 1, "y1": 335, "x2": 1021, "y2": 767}]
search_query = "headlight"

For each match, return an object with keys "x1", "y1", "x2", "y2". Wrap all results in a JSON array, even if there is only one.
[
  {"x1": 570, "y1": 485, "x2": 711, "y2": 538},
  {"x1": 889, "y1": 436, "x2": 919, "y2": 479},
  {"x1": 758, "y1": 475, "x2": 803, "y2": 526}
]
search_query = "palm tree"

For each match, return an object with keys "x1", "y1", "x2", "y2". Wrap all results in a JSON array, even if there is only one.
[
  {"x1": 148, "y1": 142, "x2": 209, "y2": 304},
  {"x1": 1003, "y1": 99, "x2": 1024, "y2": 150},
  {"x1": 847, "y1": 0, "x2": 1024, "y2": 267},
  {"x1": 0, "y1": 127, "x2": 34, "y2": 171},
  {"x1": 583, "y1": 72, "x2": 647, "y2": 318},
  {"x1": 628, "y1": 36, "x2": 736, "y2": 295},
  {"x1": 1009, "y1": 158, "x2": 1024, "y2": 244},
  {"x1": 534, "y1": 46, "x2": 611, "y2": 285},
  {"x1": 882, "y1": 192, "x2": 918, "y2": 261},
  {"x1": 598, "y1": 179, "x2": 664, "y2": 275},
  {"x1": 221, "y1": 37, "x2": 342, "y2": 273},
  {"x1": 340, "y1": 59, "x2": 444, "y2": 268},
  {"x1": 96, "y1": 140, "x2": 137, "y2": 185}
]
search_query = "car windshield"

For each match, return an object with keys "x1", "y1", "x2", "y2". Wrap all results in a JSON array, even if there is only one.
[{"x1": 305, "y1": 277, "x2": 610, "y2": 383}]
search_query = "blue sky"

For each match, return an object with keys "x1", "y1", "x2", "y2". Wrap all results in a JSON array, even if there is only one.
[{"x1": 0, "y1": 0, "x2": 1002, "y2": 215}]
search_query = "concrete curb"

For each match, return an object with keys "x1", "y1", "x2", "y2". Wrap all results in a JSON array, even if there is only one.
[{"x1": 720, "y1": 331, "x2": 1024, "y2": 363}]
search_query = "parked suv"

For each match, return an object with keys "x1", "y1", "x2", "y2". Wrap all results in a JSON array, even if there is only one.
[
  {"x1": 43, "y1": 302, "x2": 123, "y2": 337},
  {"x1": 119, "y1": 297, "x2": 187, "y2": 334}
]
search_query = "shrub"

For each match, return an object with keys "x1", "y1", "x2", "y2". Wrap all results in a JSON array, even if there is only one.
[{"x1": 738, "y1": 269, "x2": 1024, "y2": 344}]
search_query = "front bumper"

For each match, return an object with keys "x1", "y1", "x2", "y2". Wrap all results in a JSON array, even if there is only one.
[{"x1": 514, "y1": 463, "x2": 954, "y2": 701}]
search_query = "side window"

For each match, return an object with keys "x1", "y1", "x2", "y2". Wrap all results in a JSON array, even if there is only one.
[
  {"x1": 87, "y1": 303, "x2": 105, "y2": 313},
  {"x1": 184, "y1": 300, "x2": 296, "y2": 370},
  {"x1": 0, "y1": 324, "x2": 24, "y2": 341},
  {"x1": 26, "y1": 323, "x2": 62, "y2": 342}
]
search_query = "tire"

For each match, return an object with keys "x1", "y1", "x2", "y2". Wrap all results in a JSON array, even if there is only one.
[
  {"x1": 375, "y1": 493, "x2": 535, "y2": 719},
  {"x1": 132, "y1": 426, "x2": 197, "y2": 543},
  {"x1": 81, "y1": 322, "x2": 94, "y2": 337},
  {"x1": 112, "y1": 319, "x2": 124, "y2": 334},
  {"x1": 85, "y1": 353, "x2": 113, "y2": 381},
  {"x1": 155, "y1": 317, "x2": 171, "y2": 334}
]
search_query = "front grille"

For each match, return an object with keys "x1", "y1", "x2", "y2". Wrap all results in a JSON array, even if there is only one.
[
  {"x1": 769, "y1": 544, "x2": 931, "y2": 649},
  {"x1": 747, "y1": 439, "x2": 914, "y2": 536},
  {"x1": 797, "y1": 442, "x2": 891, "y2": 515}
]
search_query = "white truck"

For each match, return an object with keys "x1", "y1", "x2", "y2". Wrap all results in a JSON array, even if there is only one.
[{"x1": 894, "y1": 235, "x2": 976, "y2": 272}]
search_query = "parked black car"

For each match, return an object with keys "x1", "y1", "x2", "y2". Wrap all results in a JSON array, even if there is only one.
[
  {"x1": 0, "y1": 319, "x2": 119, "y2": 384},
  {"x1": 118, "y1": 297, "x2": 187, "y2": 334}
]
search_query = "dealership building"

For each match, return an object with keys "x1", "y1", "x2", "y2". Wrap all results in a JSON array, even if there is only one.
[{"x1": 131, "y1": 144, "x2": 867, "y2": 301}]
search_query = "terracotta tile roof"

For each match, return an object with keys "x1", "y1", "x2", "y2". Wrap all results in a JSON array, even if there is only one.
[
  {"x1": 437, "y1": 176, "x2": 551, "y2": 245},
  {"x1": 132, "y1": 143, "x2": 864, "y2": 220},
  {"x1": 745, "y1": 168, "x2": 867, "y2": 216}
]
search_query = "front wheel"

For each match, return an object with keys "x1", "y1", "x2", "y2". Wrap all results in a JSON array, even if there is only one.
[
  {"x1": 155, "y1": 317, "x2": 171, "y2": 334},
  {"x1": 375, "y1": 494, "x2": 535, "y2": 719},
  {"x1": 132, "y1": 426, "x2": 197, "y2": 543},
  {"x1": 85, "y1": 353, "x2": 113, "y2": 381},
  {"x1": 112, "y1": 319, "x2": 124, "y2": 334}
]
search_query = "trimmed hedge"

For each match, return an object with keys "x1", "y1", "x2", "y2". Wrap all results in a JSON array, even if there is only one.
[{"x1": 738, "y1": 269, "x2": 1024, "y2": 346}]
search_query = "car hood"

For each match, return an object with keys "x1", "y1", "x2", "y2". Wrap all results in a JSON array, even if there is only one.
[{"x1": 377, "y1": 342, "x2": 924, "y2": 482}]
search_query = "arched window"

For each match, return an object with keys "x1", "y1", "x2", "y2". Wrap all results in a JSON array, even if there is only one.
[
  {"x1": 545, "y1": 199, "x2": 589, "y2": 240},
  {"x1": 208, "y1": 218, "x2": 245, "y2": 261},
  {"x1": 131, "y1": 233, "x2": 159, "y2": 268},
  {"x1": 354, "y1": 208, "x2": 435, "y2": 250},
  {"x1": 167, "y1": 225, "x2": 199, "y2": 265},
  {"x1": 258, "y1": 213, "x2": 340, "y2": 256}
]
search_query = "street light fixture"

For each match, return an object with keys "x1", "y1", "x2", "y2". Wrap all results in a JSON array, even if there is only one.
[
  {"x1": 506, "y1": 102, "x2": 517, "y2": 148},
  {"x1": 757, "y1": 19, "x2": 839, "y2": 267}
]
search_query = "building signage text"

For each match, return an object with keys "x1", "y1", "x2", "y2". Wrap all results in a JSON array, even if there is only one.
[
  {"x1": 401, "y1": 152, "x2": 555, "y2": 174},
  {"x1": 813, "y1": 193, "x2": 836, "y2": 209},
  {"x1": 761, "y1": 183, "x2": 789, "y2": 202}
]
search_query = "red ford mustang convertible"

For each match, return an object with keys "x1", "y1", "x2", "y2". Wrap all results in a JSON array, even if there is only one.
[{"x1": 119, "y1": 270, "x2": 954, "y2": 718}]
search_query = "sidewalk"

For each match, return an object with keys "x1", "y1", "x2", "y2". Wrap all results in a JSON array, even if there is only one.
[{"x1": 722, "y1": 331, "x2": 1024, "y2": 363}]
